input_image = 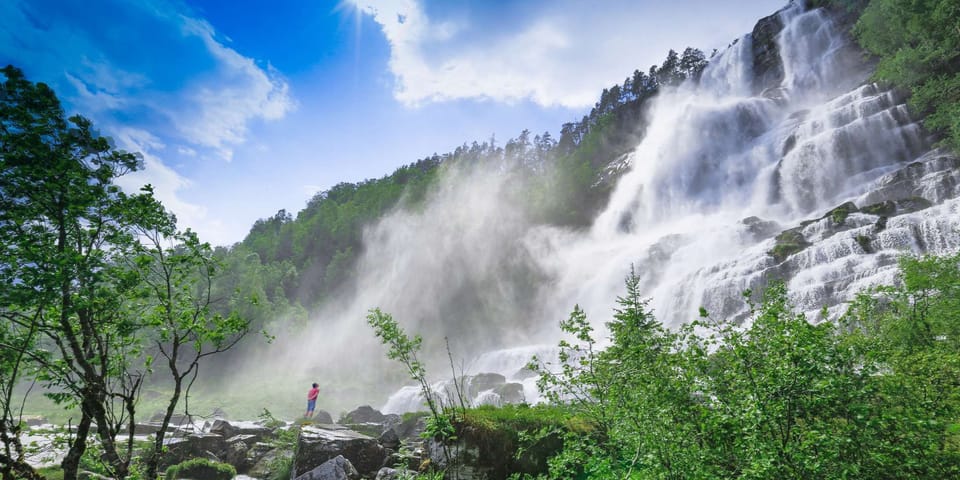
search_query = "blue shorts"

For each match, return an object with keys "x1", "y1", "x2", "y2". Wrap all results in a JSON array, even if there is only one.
[{"x1": 307, "y1": 399, "x2": 316, "y2": 411}]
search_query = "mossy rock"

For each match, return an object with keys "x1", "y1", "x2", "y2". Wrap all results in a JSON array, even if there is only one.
[
  {"x1": 165, "y1": 458, "x2": 236, "y2": 480},
  {"x1": 855, "y1": 234, "x2": 873, "y2": 253},
  {"x1": 769, "y1": 228, "x2": 811, "y2": 263},
  {"x1": 861, "y1": 200, "x2": 896, "y2": 216},
  {"x1": 826, "y1": 201, "x2": 858, "y2": 225}
]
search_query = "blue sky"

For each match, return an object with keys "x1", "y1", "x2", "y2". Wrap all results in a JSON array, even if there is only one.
[{"x1": 1, "y1": 0, "x2": 784, "y2": 246}]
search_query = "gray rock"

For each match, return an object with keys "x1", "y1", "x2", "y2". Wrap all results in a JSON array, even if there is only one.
[
  {"x1": 149, "y1": 412, "x2": 192, "y2": 427},
  {"x1": 339, "y1": 406, "x2": 387, "y2": 424},
  {"x1": 222, "y1": 439, "x2": 252, "y2": 472},
  {"x1": 378, "y1": 428, "x2": 401, "y2": 450},
  {"x1": 312, "y1": 410, "x2": 334, "y2": 424},
  {"x1": 493, "y1": 383, "x2": 525, "y2": 405},
  {"x1": 293, "y1": 455, "x2": 360, "y2": 480},
  {"x1": 750, "y1": 9, "x2": 786, "y2": 94},
  {"x1": 375, "y1": 467, "x2": 416, "y2": 480},
  {"x1": 208, "y1": 419, "x2": 271, "y2": 442},
  {"x1": 163, "y1": 433, "x2": 226, "y2": 465},
  {"x1": 464, "y1": 373, "x2": 506, "y2": 399},
  {"x1": 292, "y1": 425, "x2": 387, "y2": 478},
  {"x1": 393, "y1": 415, "x2": 427, "y2": 444},
  {"x1": 741, "y1": 216, "x2": 781, "y2": 241},
  {"x1": 247, "y1": 446, "x2": 290, "y2": 480}
]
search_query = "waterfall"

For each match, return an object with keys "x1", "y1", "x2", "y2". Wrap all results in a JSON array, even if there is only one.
[
  {"x1": 249, "y1": 1, "x2": 960, "y2": 414},
  {"x1": 534, "y1": 0, "x2": 953, "y2": 332}
]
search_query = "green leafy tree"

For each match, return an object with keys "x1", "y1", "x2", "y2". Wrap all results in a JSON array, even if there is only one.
[
  {"x1": 0, "y1": 64, "x2": 171, "y2": 480},
  {"x1": 127, "y1": 224, "x2": 254, "y2": 480},
  {"x1": 533, "y1": 260, "x2": 960, "y2": 479},
  {"x1": 0, "y1": 316, "x2": 42, "y2": 480},
  {"x1": 853, "y1": 0, "x2": 960, "y2": 148}
]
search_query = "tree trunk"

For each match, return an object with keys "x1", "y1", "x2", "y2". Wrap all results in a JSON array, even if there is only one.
[
  {"x1": 62, "y1": 409, "x2": 93, "y2": 480},
  {"x1": 146, "y1": 376, "x2": 182, "y2": 480}
]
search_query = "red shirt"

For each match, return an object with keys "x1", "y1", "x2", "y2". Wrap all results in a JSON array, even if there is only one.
[{"x1": 307, "y1": 387, "x2": 319, "y2": 401}]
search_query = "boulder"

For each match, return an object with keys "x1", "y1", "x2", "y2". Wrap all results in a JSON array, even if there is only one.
[
  {"x1": 247, "y1": 446, "x2": 290, "y2": 480},
  {"x1": 741, "y1": 216, "x2": 781, "y2": 241},
  {"x1": 293, "y1": 455, "x2": 360, "y2": 480},
  {"x1": 207, "y1": 419, "x2": 272, "y2": 442},
  {"x1": 149, "y1": 412, "x2": 192, "y2": 427},
  {"x1": 292, "y1": 425, "x2": 387, "y2": 478},
  {"x1": 163, "y1": 433, "x2": 226, "y2": 466},
  {"x1": 493, "y1": 383, "x2": 525, "y2": 405},
  {"x1": 464, "y1": 373, "x2": 506, "y2": 399},
  {"x1": 425, "y1": 426, "x2": 562, "y2": 480},
  {"x1": 339, "y1": 406, "x2": 387, "y2": 424},
  {"x1": 313, "y1": 410, "x2": 334, "y2": 424},
  {"x1": 392, "y1": 414, "x2": 427, "y2": 444},
  {"x1": 340, "y1": 407, "x2": 399, "y2": 437},
  {"x1": 220, "y1": 435, "x2": 261, "y2": 472},
  {"x1": 375, "y1": 467, "x2": 416, "y2": 480},
  {"x1": 378, "y1": 428, "x2": 401, "y2": 450}
]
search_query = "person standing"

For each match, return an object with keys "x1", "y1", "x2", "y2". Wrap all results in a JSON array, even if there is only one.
[{"x1": 305, "y1": 382, "x2": 320, "y2": 418}]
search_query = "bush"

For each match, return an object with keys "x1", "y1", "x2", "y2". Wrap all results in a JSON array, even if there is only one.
[{"x1": 165, "y1": 458, "x2": 236, "y2": 480}]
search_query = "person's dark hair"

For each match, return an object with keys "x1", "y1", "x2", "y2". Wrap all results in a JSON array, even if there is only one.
[{"x1": 312, "y1": 383, "x2": 318, "y2": 388}]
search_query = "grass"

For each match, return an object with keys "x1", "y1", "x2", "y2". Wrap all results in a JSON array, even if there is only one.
[
  {"x1": 36, "y1": 467, "x2": 64, "y2": 480},
  {"x1": 460, "y1": 404, "x2": 594, "y2": 436}
]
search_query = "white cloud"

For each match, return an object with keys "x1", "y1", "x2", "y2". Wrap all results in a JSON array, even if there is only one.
[
  {"x1": 172, "y1": 15, "x2": 296, "y2": 160},
  {"x1": 1, "y1": 0, "x2": 299, "y2": 245},
  {"x1": 358, "y1": 0, "x2": 785, "y2": 108}
]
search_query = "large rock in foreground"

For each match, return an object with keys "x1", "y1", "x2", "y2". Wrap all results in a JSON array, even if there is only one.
[
  {"x1": 292, "y1": 425, "x2": 387, "y2": 478},
  {"x1": 293, "y1": 455, "x2": 360, "y2": 480}
]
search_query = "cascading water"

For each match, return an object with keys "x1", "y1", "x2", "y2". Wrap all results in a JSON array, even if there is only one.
[
  {"x1": 375, "y1": 1, "x2": 960, "y2": 412},
  {"x1": 530, "y1": 1, "x2": 952, "y2": 332},
  {"x1": 245, "y1": 1, "x2": 960, "y2": 415}
]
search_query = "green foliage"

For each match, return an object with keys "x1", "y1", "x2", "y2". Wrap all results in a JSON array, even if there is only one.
[
  {"x1": 423, "y1": 413, "x2": 458, "y2": 442},
  {"x1": 531, "y1": 256, "x2": 960, "y2": 479},
  {"x1": 461, "y1": 404, "x2": 591, "y2": 436},
  {"x1": 258, "y1": 408, "x2": 285, "y2": 429},
  {"x1": 768, "y1": 228, "x2": 811, "y2": 262},
  {"x1": 265, "y1": 455, "x2": 293, "y2": 480},
  {"x1": 36, "y1": 466, "x2": 65, "y2": 480},
  {"x1": 828, "y1": 201, "x2": 858, "y2": 224},
  {"x1": 164, "y1": 458, "x2": 235, "y2": 480},
  {"x1": 852, "y1": 0, "x2": 960, "y2": 149},
  {"x1": 1, "y1": 64, "x2": 174, "y2": 480}
]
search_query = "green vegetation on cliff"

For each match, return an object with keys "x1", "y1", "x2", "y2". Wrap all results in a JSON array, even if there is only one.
[{"x1": 816, "y1": 0, "x2": 960, "y2": 148}]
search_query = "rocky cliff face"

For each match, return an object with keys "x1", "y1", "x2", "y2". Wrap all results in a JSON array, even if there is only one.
[{"x1": 751, "y1": 10, "x2": 787, "y2": 93}]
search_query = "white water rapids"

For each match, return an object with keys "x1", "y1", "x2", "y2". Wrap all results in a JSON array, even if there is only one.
[{"x1": 239, "y1": 1, "x2": 960, "y2": 415}]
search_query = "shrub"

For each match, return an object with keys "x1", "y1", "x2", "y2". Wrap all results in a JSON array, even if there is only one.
[{"x1": 165, "y1": 458, "x2": 236, "y2": 480}]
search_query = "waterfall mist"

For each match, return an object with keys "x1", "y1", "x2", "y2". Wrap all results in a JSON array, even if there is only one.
[{"x1": 230, "y1": 1, "x2": 960, "y2": 416}]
